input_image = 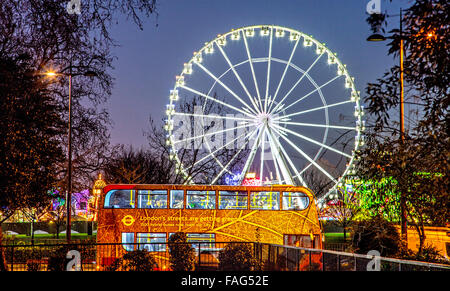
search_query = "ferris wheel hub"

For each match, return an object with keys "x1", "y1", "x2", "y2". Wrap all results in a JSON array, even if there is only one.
[{"x1": 255, "y1": 112, "x2": 273, "y2": 127}]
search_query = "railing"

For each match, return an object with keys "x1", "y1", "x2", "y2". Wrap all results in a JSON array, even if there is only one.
[
  {"x1": 1, "y1": 242, "x2": 448, "y2": 271},
  {"x1": 255, "y1": 243, "x2": 450, "y2": 271}
]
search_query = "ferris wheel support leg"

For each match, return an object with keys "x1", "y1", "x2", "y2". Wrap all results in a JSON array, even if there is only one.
[{"x1": 238, "y1": 126, "x2": 264, "y2": 185}]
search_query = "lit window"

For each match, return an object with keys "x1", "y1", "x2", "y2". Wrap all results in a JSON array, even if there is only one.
[
  {"x1": 137, "y1": 190, "x2": 167, "y2": 209},
  {"x1": 186, "y1": 190, "x2": 216, "y2": 209},
  {"x1": 121, "y1": 232, "x2": 135, "y2": 251},
  {"x1": 284, "y1": 234, "x2": 319, "y2": 248},
  {"x1": 169, "y1": 233, "x2": 215, "y2": 251},
  {"x1": 282, "y1": 192, "x2": 310, "y2": 210},
  {"x1": 170, "y1": 190, "x2": 184, "y2": 209},
  {"x1": 250, "y1": 191, "x2": 280, "y2": 210},
  {"x1": 218, "y1": 191, "x2": 247, "y2": 209},
  {"x1": 104, "y1": 190, "x2": 135, "y2": 209},
  {"x1": 188, "y1": 233, "x2": 215, "y2": 250},
  {"x1": 137, "y1": 233, "x2": 167, "y2": 252}
]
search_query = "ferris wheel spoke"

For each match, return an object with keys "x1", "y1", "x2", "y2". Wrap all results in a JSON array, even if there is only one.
[
  {"x1": 273, "y1": 123, "x2": 352, "y2": 159},
  {"x1": 179, "y1": 85, "x2": 254, "y2": 118},
  {"x1": 184, "y1": 126, "x2": 257, "y2": 171},
  {"x1": 278, "y1": 120, "x2": 356, "y2": 131},
  {"x1": 271, "y1": 52, "x2": 324, "y2": 114},
  {"x1": 268, "y1": 135, "x2": 282, "y2": 184},
  {"x1": 238, "y1": 125, "x2": 264, "y2": 184},
  {"x1": 172, "y1": 111, "x2": 253, "y2": 122},
  {"x1": 266, "y1": 128, "x2": 296, "y2": 185},
  {"x1": 281, "y1": 75, "x2": 341, "y2": 113},
  {"x1": 242, "y1": 31, "x2": 262, "y2": 113},
  {"x1": 215, "y1": 42, "x2": 259, "y2": 114},
  {"x1": 210, "y1": 127, "x2": 259, "y2": 184},
  {"x1": 268, "y1": 37, "x2": 300, "y2": 113},
  {"x1": 274, "y1": 127, "x2": 338, "y2": 183},
  {"x1": 259, "y1": 128, "x2": 266, "y2": 181},
  {"x1": 194, "y1": 62, "x2": 258, "y2": 115},
  {"x1": 275, "y1": 99, "x2": 353, "y2": 121},
  {"x1": 267, "y1": 127, "x2": 307, "y2": 186},
  {"x1": 264, "y1": 27, "x2": 274, "y2": 113},
  {"x1": 173, "y1": 122, "x2": 251, "y2": 146}
]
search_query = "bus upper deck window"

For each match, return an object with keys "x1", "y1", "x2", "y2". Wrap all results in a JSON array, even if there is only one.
[
  {"x1": 218, "y1": 191, "x2": 247, "y2": 209},
  {"x1": 282, "y1": 192, "x2": 310, "y2": 210},
  {"x1": 138, "y1": 190, "x2": 167, "y2": 209},
  {"x1": 170, "y1": 190, "x2": 184, "y2": 209},
  {"x1": 186, "y1": 190, "x2": 216, "y2": 209},
  {"x1": 250, "y1": 191, "x2": 280, "y2": 210},
  {"x1": 104, "y1": 190, "x2": 135, "y2": 209}
]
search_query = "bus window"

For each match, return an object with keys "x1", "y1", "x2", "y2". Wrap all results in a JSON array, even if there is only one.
[
  {"x1": 284, "y1": 234, "x2": 320, "y2": 248},
  {"x1": 282, "y1": 192, "x2": 310, "y2": 210},
  {"x1": 186, "y1": 190, "x2": 215, "y2": 209},
  {"x1": 104, "y1": 190, "x2": 135, "y2": 209},
  {"x1": 137, "y1": 233, "x2": 167, "y2": 252},
  {"x1": 170, "y1": 190, "x2": 184, "y2": 209},
  {"x1": 188, "y1": 233, "x2": 215, "y2": 250},
  {"x1": 122, "y1": 232, "x2": 135, "y2": 251},
  {"x1": 137, "y1": 190, "x2": 167, "y2": 209},
  {"x1": 169, "y1": 233, "x2": 215, "y2": 250},
  {"x1": 250, "y1": 191, "x2": 280, "y2": 210},
  {"x1": 218, "y1": 191, "x2": 247, "y2": 209}
]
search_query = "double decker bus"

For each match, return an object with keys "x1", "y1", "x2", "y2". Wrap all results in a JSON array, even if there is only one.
[{"x1": 97, "y1": 184, "x2": 322, "y2": 269}]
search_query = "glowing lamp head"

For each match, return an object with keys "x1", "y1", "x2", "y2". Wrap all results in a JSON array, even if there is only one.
[{"x1": 45, "y1": 71, "x2": 57, "y2": 77}]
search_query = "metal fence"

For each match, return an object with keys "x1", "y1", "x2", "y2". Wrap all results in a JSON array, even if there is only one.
[
  {"x1": 255, "y1": 243, "x2": 450, "y2": 271},
  {"x1": 1, "y1": 242, "x2": 449, "y2": 271}
]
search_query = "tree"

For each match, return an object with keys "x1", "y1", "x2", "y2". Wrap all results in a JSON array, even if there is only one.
[
  {"x1": 0, "y1": 55, "x2": 65, "y2": 223},
  {"x1": 0, "y1": 0, "x2": 158, "y2": 270},
  {"x1": 357, "y1": 0, "x2": 449, "y2": 255},
  {"x1": 351, "y1": 216, "x2": 401, "y2": 258},
  {"x1": 0, "y1": 0, "x2": 158, "y2": 192},
  {"x1": 321, "y1": 184, "x2": 363, "y2": 240},
  {"x1": 167, "y1": 232, "x2": 196, "y2": 271},
  {"x1": 218, "y1": 243, "x2": 259, "y2": 271},
  {"x1": 122, "y1": 249, "x2": 158, "y2": 271}
]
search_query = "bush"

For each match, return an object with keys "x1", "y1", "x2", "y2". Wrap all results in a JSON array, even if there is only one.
[
  {"x1": 398, "y1": 244, "x2": 449, "y2": 265},
  {"x1": 47, "y1": 247, "x2": 71, "y2": 271},
  {"x1": 121, "y1": 249, "x2": 157, "y2": 271},
  {"x1": 351, "y1": 216, "x2": 400, "y2": 257},
  {"x1": 27, "y1": 261, "x2": 40, "y2": 272},
  {"x1": 168, "y1": 232, "x2": 195, "y2": 271},
  {"x1": 218, "y1": 243, "x2": 260, "y2": 271}
]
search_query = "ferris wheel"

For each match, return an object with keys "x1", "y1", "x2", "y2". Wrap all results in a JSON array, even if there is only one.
[{"x1": 164, "y1": 25, "x2": 364, "y2": 199}]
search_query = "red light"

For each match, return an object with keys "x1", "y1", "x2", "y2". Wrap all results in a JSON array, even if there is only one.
[{"x1": 242, "y1": 178, "x2": 262, "y2": 186}]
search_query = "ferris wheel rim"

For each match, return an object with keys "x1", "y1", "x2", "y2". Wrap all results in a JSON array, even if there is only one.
[{"x1": 164, "y1": 24, "x2": 364, "y2": 199}]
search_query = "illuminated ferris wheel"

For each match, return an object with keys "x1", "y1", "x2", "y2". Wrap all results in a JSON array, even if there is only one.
[{"x1": 164, "y1": 25, "x2": 364, "y2": 199}]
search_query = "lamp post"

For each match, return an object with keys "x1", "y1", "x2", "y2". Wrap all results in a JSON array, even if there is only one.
[
  {"x1": 367, "y1": 8, "x2": 407, "y2": 243},
  {"x1": 45, "y1": 69, "x2": 98, "y2": 242}
]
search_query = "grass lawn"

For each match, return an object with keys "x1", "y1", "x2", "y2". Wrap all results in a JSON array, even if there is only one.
[{"x1": 324, "y1": 232, "x2": 351, "y2": 243}]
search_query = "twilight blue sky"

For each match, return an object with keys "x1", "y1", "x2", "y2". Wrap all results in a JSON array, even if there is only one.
[{"x1": 106, "y1": 0, "x2": 406, "y2": 148}]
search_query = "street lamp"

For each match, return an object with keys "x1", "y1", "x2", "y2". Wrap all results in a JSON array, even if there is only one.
[
  {"x1": 45, "y1": 69, "x2": 98, "y2": 242},
  {"x1": 367, "y1": 8, "x2": 407, "y2": 243}
]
